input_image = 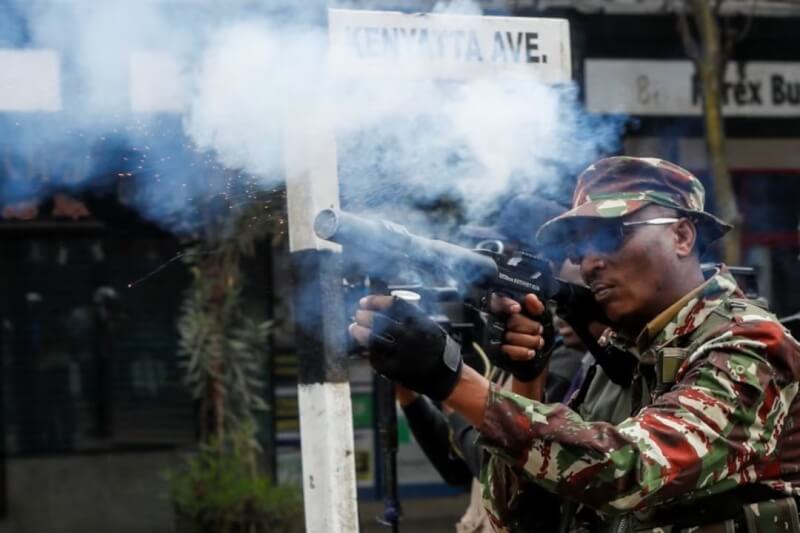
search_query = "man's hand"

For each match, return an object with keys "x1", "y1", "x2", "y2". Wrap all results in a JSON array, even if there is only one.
[
  {"x1": 488, "y1": 293, "x2": 555, "y2": 382},
  {"x1": 350, "y1": 295, "x2": 463, "y2": 401}
]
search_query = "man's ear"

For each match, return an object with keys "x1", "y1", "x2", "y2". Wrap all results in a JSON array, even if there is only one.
[{"x1": 674, "y1": 219, "x2": 697, "y2": 258}]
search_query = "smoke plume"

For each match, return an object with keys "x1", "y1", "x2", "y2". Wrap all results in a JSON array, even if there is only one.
[{"x1": 0, "y1": 0, "x2": 624, "y2": 236}]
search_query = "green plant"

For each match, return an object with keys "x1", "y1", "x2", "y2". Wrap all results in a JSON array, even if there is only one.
[
  {"x1": 176, "y1": 191, "x2": 278, "y2": 444},
  {"x1": 167, "y1": 188, "x2": 299, "y2": 531},
  {"x1": 165, "y1": 427, "x2": 302, "y2": 533}
]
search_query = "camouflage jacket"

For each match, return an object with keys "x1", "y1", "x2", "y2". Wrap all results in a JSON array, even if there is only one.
[{"x1": 479, "y1": 267, "x2": 800, "y2": 531}]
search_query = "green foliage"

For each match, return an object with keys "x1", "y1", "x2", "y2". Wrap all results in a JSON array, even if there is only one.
[
  {"x1": 175, "y1": 190, "x2": 283, "y2": 442},
  {"x1": 165, "y1": 428, "x2": 302, "y2": 532},
  {"x1": 168, "y1": 190, "x2": 298, "y2": 531},
  {"x1": 177, "y1": 262, "x2": 270, "y2": 442}
]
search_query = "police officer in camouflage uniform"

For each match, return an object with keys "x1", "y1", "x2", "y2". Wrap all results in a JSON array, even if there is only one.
[{"x1": 350, "y1": 156, "x2": 800, "y2": 532}]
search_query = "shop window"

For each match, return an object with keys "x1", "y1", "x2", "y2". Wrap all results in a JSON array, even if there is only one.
[{"x1": 0, "y1": 235, "x2": 195, "y2": 454}]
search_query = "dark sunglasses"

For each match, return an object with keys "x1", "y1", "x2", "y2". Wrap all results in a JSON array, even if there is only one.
[{"x1": 565, "y1": 217, "x2": 681, "y2": 264}]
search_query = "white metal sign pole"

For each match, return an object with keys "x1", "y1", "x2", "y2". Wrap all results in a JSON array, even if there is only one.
[{"x1": 285, "y1": 105, "x2": 359, "y2": 532}]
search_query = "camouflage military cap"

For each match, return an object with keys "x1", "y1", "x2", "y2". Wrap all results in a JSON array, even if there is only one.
[{"x1": 536, "y1": 156, "x2": 732, "y2": 247}]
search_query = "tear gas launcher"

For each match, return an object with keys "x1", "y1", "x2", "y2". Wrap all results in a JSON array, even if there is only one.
[{"x1": 313, "y1": 208, "x2": 598, "y2": 353}]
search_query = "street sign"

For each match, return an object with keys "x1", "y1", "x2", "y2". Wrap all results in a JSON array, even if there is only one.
[{"x1": 329, "y1": 9, "x2": 571, "y2": 82}]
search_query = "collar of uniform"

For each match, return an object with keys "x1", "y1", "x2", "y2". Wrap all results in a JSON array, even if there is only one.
[{"x1": 635, "y1": 265, "x2": 739, "y2": 353}]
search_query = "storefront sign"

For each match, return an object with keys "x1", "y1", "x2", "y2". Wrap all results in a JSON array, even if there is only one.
[
  {"x1": 0, "y1": 49, "x2": 61, "y2": 111},
  {"x1": 586, "y1": 59, "x2": 800, "y2": 117}
]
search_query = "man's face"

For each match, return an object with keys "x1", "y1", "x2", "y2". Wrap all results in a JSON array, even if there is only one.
[{"x1": 570, "y1": 206, "x2": 687, "y2": 331}]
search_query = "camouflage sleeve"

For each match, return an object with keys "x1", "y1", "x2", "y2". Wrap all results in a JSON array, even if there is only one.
[{"x1": 479, "y1": 320, "x2": 799, "y2": 518}]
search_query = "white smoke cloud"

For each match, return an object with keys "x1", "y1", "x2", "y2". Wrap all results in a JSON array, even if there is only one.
[
  {"x1": 184, "y1": 10, "x2": 621, "y2": 229},
  {"x1": 0, "y1": 0, "x2": 623, "y2": 234},
  {"x1": 185, "y1": 20, "x2": 327, "y2": 179}
]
